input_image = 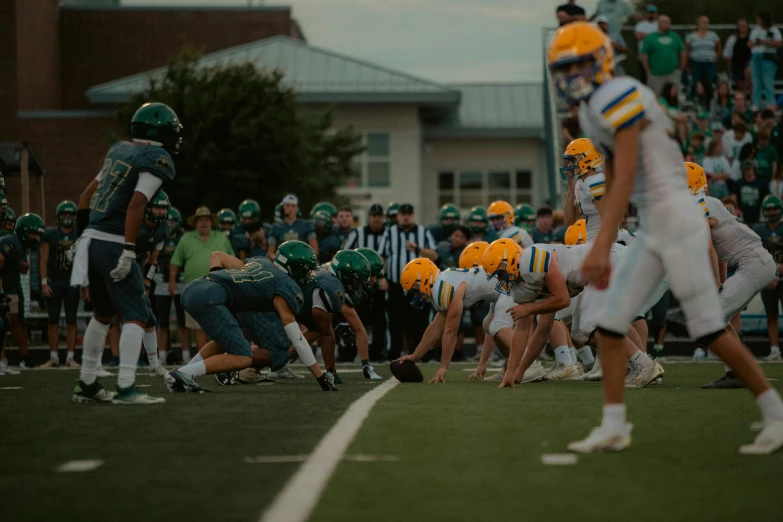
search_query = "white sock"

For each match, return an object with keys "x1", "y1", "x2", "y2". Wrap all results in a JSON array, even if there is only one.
[
  {"x1": 49, "y1": 350, "x2": 58, "y2": 361},
  {"x1": 602, "y1": 403, "x2": 626, "y2": 432},
  {"x1": 724, "y1": 363, "x2": 732, "y2": 374},
  {"x1": 757, "y1": 389, "x2": 783, "y2": 424},
  {"x1": 630, "y1": 350, "x2": 650, "y2": 366},
  {"x1": 183, "y1": 348, "x2": 192, "y2": 363},
  {"x1": 179, "y1": 360, "x2": 206, "y2": 378},
  {"x1": 80, "y1": 319, "x2": 110, "y2": 385},
  {"x1": 143, "y1": 331, "x2": 158, "y2": 369},
  {"x1": 118, "y1": 323, "x2": 145, "y2": 388},
  {"x1": 66, "y1": 351, "x2": 74, "y2": 361},
  {"x1": 189, "y1": 352, "x2": 204, "y2": 365},
  {"x1": 653, "y1": 344, "x2": 663, "y2": 352},
  {"x1": 554, "y1": 345, "x2": 573, "y2": 366},
  {"x1": 577, "y1": 346, "x2": 595, "y2": 366},
  {"x1": 159, "y1": 349, "x2": 167, "y2": 364},
  {"x1": 569, "y1": 347, "x2": 578, "y2": 366},
  {"x1": 771, "y1": 346, "x2": 781, "y2": 354}
]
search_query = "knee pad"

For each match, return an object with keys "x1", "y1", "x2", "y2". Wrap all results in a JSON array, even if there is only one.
[{"x1": 696, "y1": 328, "x2": 727, "y2": 348}]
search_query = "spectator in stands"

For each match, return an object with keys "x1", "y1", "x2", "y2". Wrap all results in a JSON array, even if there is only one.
[
  {"x1": 659, "y1": 82, "x2": 689, "y2": 142},
  {"x1": 531, "y1": 207, "x2": 555, "y2": 244},
  {"x1": 710, "y1": 120, "x2": 725, "y2": 144},
  {"x1": 724, "y1": 93, "x2": 754, "y2": 129},
  {"x1": 709, "y1": 81, "x2": 733, "y2": 126},
  {"x1": 756, "y1": 131, "x2": 779, "y2": 182},
  {"x1": 702, "y1": 139, "x2": 732, "y2": 199},
  {"x1": 771, "y1": 112, "x2": 783, "y2": 161},
  {"x1": 561, "y1": 103, "x2": 582, "y2": 143},
  {"x1": 684, "y1": 131, "x2": 706, "y2": 165},
  {"x1": 170, "y1": 206, "x2": 234, "y2": 350},
  {"x1": 591, "y1": 0, "x2": 637, "y2": 35},
  {"x1": 334, "y1": 206, "x2": 355, "y2": 247},
  {"x1": 758, "y1": 108, "x2": 778, "y2": 140},
  {"x1": 634, "y1": 4, "x2": 659, "y2": 85},
  {"x1": 722, "y1": 197, "x2": 743, "y2": 222},
  {"x1": 551, "y1": 210, "x2": 567, "y2": 244},
  {"x1": 723, "y1": 19, "x2": 752, "y2": 94},
  {"x1": 731, "y1": 143, "x2": 758, "y2": 182},
  {"x1": 749, "y1": 11, "x2": 782, "y2": 110},
  {"x1": 733, "y1": 160, "x2": 768, "y2": 225},
  {"x1": 596, "y1": 16, "x2": 628, "y2": 75},
  {"x1": 641, "y1": 15, "x2": 685, "y2": 96},
  {"x1": 769, "y1": 170, "x2": 783, "y2": 199},
  {"x1": 723, "y1": 120, "x2": 753, "y2": 167},
  {"x1": 436, "y1": 226, "x2": 470, "y2": 270},
  {"x1": 685, "y1": 16, "x2": 721, "y2": 105},
  {"x1": 556, "y1": 0, "x2": 586, "y2": 26},
  {"x1": 267, "y1": 194, "x2": 318, "y2": 259}
]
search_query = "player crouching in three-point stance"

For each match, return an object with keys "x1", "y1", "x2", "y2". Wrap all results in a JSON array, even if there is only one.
[
  {"x1": 548, "y1": 22, "x2": 783, "y2": 454},
  {"x1": 167, "y1": 240, "x2": 337, "y2": 393}
]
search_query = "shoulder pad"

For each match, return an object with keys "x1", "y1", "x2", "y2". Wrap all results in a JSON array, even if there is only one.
[
  {"x1": 592, "y1": 78, "x2": 646, "y2": 134},
  {"x1": 522, "y1": 245, "x2": 551, "y2": 274},
  {"x1": 141, "y1": 147, "x2": 176, "y2": 181}
]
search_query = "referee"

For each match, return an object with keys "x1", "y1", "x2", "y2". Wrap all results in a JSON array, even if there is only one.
[
  {"x1": 379, "y1": 203, "x2": 437, "y2": 360},
  {"x1": 344, "y1": 204, "x2": 387, "y2": 360}
]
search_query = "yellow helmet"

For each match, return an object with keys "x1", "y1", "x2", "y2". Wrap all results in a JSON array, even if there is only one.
[
  {"x1": 482, "y1": 238, "x2": 523, "y2": 295},
  {"x1": 564, "y1": 219, "x2": 587, "y2": 245},
  {"x1": 685, "y1": 162, "x2": 707, "y2": 195},
  {"x1": 487, "y1": 200, "x2": 513, "y2": 231},
  {"x1": 548, "y1": 21, "x2": 614, "y2": 103},
  {"x1": 400, "y1": 258, "x2": 439, "y2": 309},
  {"x1": 560, "y1": 138, "x2": 603, "y2": 180},
  {"x1": 459, "y1": 241, "x2": 489, "y2": 268}
]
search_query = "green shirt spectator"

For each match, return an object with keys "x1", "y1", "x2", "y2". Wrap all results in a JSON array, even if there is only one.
[
  {"x1": 170, "y1": 207, "x2": 234, "y2": 285},
  {"x1": 756, "y1": 131, "x2": 779, "y2": 182},
  {"x1": 643, "y1": 29, "x2": 685, "y2": 76}
]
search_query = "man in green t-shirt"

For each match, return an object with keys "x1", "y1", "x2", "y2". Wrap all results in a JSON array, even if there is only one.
[
  {"x1": 641, "y1": 15, "x2": 686, "y2": 96},
  {"x1": 756, "y1": 131, "x2": 780, "y2": 182}
]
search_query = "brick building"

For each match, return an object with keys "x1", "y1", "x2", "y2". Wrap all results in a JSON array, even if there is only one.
[{"x1": 1, "y1": 0, "x2": 304, "y2": 222}]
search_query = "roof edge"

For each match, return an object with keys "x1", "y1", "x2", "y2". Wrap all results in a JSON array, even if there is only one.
[
  {"x1": 423, "y1": 127, "x2": 544, "y2": 140},
  {"x1": 18, "y1": 110, "x2": 115, "y2": 119},
  {"x1": 61, "y1": 5, "x2": 290, "y2": 12}
]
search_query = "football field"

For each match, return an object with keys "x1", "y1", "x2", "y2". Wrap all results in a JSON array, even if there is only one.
[{"x1": 2, "y1": 362, "x2": 783, "y2": 522}]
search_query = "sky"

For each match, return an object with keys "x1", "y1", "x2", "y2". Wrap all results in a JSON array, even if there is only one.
[{"x1": 123, "y1": 0, "x2": 602, "y2": 83}]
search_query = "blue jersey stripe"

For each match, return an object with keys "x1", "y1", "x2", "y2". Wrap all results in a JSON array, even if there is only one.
[
  {"x1": 600, "y1": 86, "x2": 637, "y2": 115},
  {"x1": 528, "y1": 247, "x2": 536, "y2": 272},
  {"x1": 616, "y1": 111, "x2": 646, "y2": 132}
]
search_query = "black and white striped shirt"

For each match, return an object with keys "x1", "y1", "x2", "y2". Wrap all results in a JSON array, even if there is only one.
[
  {"x1": 343, "y1": 225, "x2": 386, "y2": 251},
  {"x1": 379, "y1": 224, "x2": 437, "y2": 283}
]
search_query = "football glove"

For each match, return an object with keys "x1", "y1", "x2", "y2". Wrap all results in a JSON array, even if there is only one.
[
  {"x1": 334, "y1": 323, "x2": 356, "y2": 349},
  {"x1": 317, "y1": 371, "x2": 337, "y2": 391},
  {"x1": 110, "y1": 247, "x2": 137, "y2": 282}
]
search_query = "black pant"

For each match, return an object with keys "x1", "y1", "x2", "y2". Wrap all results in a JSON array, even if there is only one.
[
  {"x1": 387, "y1": 283, "x2": 430, "y2": 360},
  {"x1": 358, "y1": 289, "x2": 388, "y2": 360}
]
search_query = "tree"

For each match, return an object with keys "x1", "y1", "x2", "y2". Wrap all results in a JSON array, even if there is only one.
[{"x1": 116, "y1": 48, "x2": 363, "y2": 221}]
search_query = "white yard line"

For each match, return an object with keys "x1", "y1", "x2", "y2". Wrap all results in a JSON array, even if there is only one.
[
  {"x1": 259, "y1": 379, "x2": 399, "y2": 522},
  {"x1": 57, "y1": 460, "x2": 103, "y2": 472}
]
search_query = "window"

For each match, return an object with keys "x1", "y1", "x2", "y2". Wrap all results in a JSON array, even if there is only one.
[
  {"x1": 345, "y1": 132, "x2": 391, "y2": 188},
  {"x1": 437, "y1": 169, "x2": 535, "y2": 213}
]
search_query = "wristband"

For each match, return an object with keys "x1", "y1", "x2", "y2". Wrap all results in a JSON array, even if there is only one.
[
  {"x1": 209, "y1": 266, "x2": 222, "y2": 272},
  {"x1": 41, "y1": 277, "x2": 49, "y2": 285},
  {"x1": 124, "y1": 242, "x2": 136, "y2": 251}
]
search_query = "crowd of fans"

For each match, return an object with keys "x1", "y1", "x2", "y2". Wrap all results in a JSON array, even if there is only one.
[{"x1": 559, "y1": 3, "x2": 783, "y2": 226}]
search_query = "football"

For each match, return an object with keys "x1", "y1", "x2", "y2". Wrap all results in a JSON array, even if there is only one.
[{"x1": 389, "y1": 360, "x2": 424, "y2": 383}]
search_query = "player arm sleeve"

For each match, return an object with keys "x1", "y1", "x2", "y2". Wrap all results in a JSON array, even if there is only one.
[
  {"x1": 284, "y1": 322, "x2": 317, "y2": 367},
  {"x1": 134, "y1": 172, "x2": 164, "y2": 201}
]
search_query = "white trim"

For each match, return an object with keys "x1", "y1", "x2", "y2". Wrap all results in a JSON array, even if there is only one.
[{"x1": 259, "y1": 379, "x2": 398, "y2": 522}]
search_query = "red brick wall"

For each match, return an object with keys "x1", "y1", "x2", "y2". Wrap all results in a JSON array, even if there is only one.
[
  {"x1": 16, "y1": 0, "x2": 61, "y2": 110},
  {"x1": 0, "y1": 0, "x2": 19, "y2": 139},
  {"x1": 16, "y1": 116, "x2": 118, "y2": 224},
  {"x1": 60, "y1": 8, "x2": 296, "y2": 109}
]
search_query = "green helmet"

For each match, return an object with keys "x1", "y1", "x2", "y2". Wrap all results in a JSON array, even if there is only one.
[
  {"x1": 237, "y1": 199, "x2": 261, "y2": 223},
  {"x1": 56, "y1": 200, "x2": 78, "y2": 228},
  {"x1": 168, "y1": 206, "x2": 182, "y2": 230},
  {"x1": 274, "y1": 202, "x2": 284, "y2": 223},
  {"x1": 439, "y1": 204, "x2": 460, "y2": 224},
  {"x1": 5, "y1": 206, "x2": 16, "y2": 228},
  {"x1": 274, "y1": 240, "x2": 318, "y2": 289},
  {"x1": 15, "y1": 213, "x2": 45, "y2": 250},
  {"x1": 762, "y1": 194, "x2": 783, "y2": 223},
  {"x1": 310, "y1": 201, "x2": 337, "y2": 220},
  {"x1": 514, "y1": 204, "x2": 536, "y2": 227},
  {"x1": 130, "y1": 102, "x2": 183, "y2": 155},
  {"x1": 468, "y1": 206, "x2": 488, "y2": 235},
  {"x1": 312, "y1": 209, "x2": 333, "y2": 233},
  {"x1": 145, "y1": 190, "x2": 170, "y2": 223},
  {"x1": 355, "y1": 247, "x2": 384, "y2": 291},
  {"x1": 328, "y1": 250, "x2": 372, "y2": 305},
  {"x1": 218, "y1": 208, "x2": 237, "y2": 226},
  {"x1": 386, "y1": 202, "x2": 400, "y2": 220},
  {"x1": 0, "y1": 199, "x2": 8, "y2": 222},
  {"x1": 0, "y1": 175, "x2": 6, "y2": 194}
]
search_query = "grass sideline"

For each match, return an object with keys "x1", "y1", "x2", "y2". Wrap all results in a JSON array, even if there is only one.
[{"x1": 2, "y1": 364, "x2": 783, "y2": 522}]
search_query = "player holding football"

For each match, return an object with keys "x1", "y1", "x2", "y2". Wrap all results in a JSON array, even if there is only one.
[{"x1": 548, "y1": 22, "x2": 783, "y2": 454}]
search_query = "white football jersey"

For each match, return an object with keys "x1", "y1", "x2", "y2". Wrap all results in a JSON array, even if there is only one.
[
  {"x1": 699, "y1": 194, "x2": 772, "y2": 268},
  {"x1": 511, "y1": 244, "x2": 586, "y2": 303},
  {"x1": 500, "y1": 225, "x2": 533, "y2": 248},
  {"x1": 616, "y1": 228, "x2": 637, "y2": 246},
  {"x1": 579, "y1": 76, "x2": 689, "y2": 221},
  {"x1": 575, "y1": 171, "x2": 606, "y2": 243},
  {"x1": 430, "y1": 266, "x2": 499, "y2": 312}
]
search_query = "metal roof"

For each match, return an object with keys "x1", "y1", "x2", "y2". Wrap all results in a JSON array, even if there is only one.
[
  {"x1": 424, "y1": 83, "x2": 544, "y2": 139},
  {"x1": 86, "y1": 36, "x2": 460, "y2": 106}
]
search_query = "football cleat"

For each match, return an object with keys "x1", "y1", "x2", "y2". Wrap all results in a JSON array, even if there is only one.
[
  {"x1": 701, "y1": 372, "x2": 746, "y2": 389},
  {"x1": 363, "y1": 364, "x2": 382, "y2": 380},
  {"x1": 149, "y1": 365, "x2": 168, "y2": 377},
  {"x1": 19, "y1": 355, "x2": 34, "y2": 369},
  {"x1": 72, "y1": 379, "x2": 114, "y2": 403},
  {"x1": 215, "y1": 371, "x2": 240, "y2": 386},
  {"x1": 521, "y1": 360, "x2": 549, "y2": 383},
  {"x1": 267, "y1": 366, "x2": 303, "y2": 380},
  {"x1": 485, "y1": 368, "x2": 506, "y2": 382},
  {"x1": 238, "y1": 367, "x2": 275, "y2": 384},
  {"x1": 583, "y1": 357, "x2": 603, "y2": 381},
  {"x1": 766, "y1": 349, "x2": 782, "y2": 362},
  {"x1": 568, "y1": 423, "x2": 633, "y2": 454},
  {"x1": 66, "y1": 359, "x2": 81, "y2": 369},
  {"x1": 40, "y1": 359, "x2": 60, "y2": 368},
  {"x1": 95, "y1": 365, "x2": 113, "y2": 377},
  {"x1": 739, "y1": 420, "x2": 783, "y2": 455},
  {"x1": 112, "y1": 384, "x2": 165, "y2": 405},
  {"x1": 164, "y1": 370, "x2": 209, "y2": 394},
  {"x1": 0, "y1": 360, "x2": 20, "y2": 375},
  {"x1": 692, "y1": 347, "x2": 707, "y2": 361},
  {"x1": 543, "y1": 363, "x2": 581, "y2": 381}
]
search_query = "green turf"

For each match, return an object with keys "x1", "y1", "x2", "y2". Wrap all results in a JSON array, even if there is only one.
[
  {"x1": 3, "y1": 364, "x2": 783, "y2": 522},
  {"x1": 314, "y1": 364, "x2": 783, "y2": 522},
  {"x1": 0, "y1": 368, "x2": 381, "y2": 522}
]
